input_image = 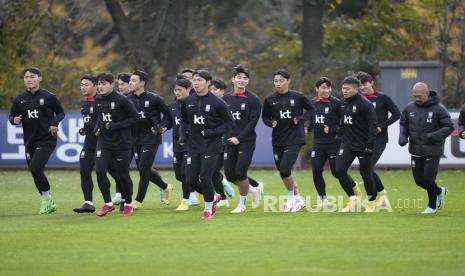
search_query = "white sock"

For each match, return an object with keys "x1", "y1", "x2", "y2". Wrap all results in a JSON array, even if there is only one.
[
  {"x1": 105, "y1": 202, "x2": 113, "y2": 206},
  {"x1": 349, "y1": 195, "x2": 357, "y2": 201},
  {"x1": 84, "y1": 201, "x2": 93, "y2": 206},
  {"x1": 124, "y1": 203, "x2": 132, "y2": 207},
  {"x1": 239, "y1": 196, "x2": 247, "y2": 206},
  {"x1": 115, "y1": 193, "x2": 122, "y2": 198},
  {"x1": 204, "y1": 202, "x2": 213, "y2": 212},
  {"x1": 222, "y1": 179, "x2": 229, "y2": 186},
  {"x1": 377, "y1": 189, "x2": 386, "y2": 194},
  {"x1": 287, "y1": 190, "x2": 295, "y2": 202},
  {"x1": 41, "y1": 191, "x2": 51, "y2": 199},
  {"x1": 189, "y1": 192, "x2": 196, "y2": 199},
  {"x1": 182, "y1": 198, "x2": 190, "y2": 204}
]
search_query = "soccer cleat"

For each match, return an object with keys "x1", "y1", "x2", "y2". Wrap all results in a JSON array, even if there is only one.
[
  {"x1": 211, "y1": 193, "x2": 222, "y2": 215},
  {"x1": 340, "y1": 200, "x2": 358, "y2": 213},
  {"x1": 364, "y1": 201, "x2": 377, "y2": 213},
  {"x1": 132, "y1": 200, "x2": 143, "y2": 210},
  {"x1": 352, "y1": 182, "x2": 362, "y2": 198},
  {"x1": 196, "y1": 193, "x2": 205, "y2": 205},
  {"x1": 201, "y1": 210, "x2": 212, "y2": 220},
  {"x1": 96, "y1": 204, "x2": 115, "y2": 217},
  {"x1": 176, "y1": 201, "x2": 189, "y2": 211},
  {"x1": 250, "y1": 189, "x2": 261, "y2": 209},
  {"x1": 231, "y1": 205, "x2": 246, "y2": 213},
  {"x1": 112, "y1": 196, "x2": 122, "y2": 205},
  {"x1": 159, "y1": 188, "x2": 166, "y2": 204},
  {"x1": 376, "y1": 192, "x2": 389, "y2": 208},
  {"x1": 436, "y1": 187, "x2": 447, "y2": 209},
  {"x1": 164, "y1": 184, "x2": 174, "y2": 205},
  {"x1": 284, "y1": 199, "x2": 295, "y2": 212},
  {"x1": 73, "y1": 203, "x2": 95, "y2": 213},
  {"x1": 39, "y1": 198, "x2": 57, "y2": 214},
  {"x1": 217, "y1": 199, "x2": 230, "y2": 207},
  {"x1": 291, "y1": 201, "x2": 305, "y2": 212},
  {"x1": 123, "y1": 205, "x2": 134, "y2": 216},
  {"x1": 313, "y1": 198, "x2": 329, "y2": 209},
  {"x1": 223, "y1": 180, "x2": 235, "y2": 198},
  {"x1": 421, "y1": 207, "x2": 437, "y2": 215}
]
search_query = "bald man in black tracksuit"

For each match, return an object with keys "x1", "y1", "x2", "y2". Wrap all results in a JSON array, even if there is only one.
[{"x1": 399, "y1": 84, "x2": 452, "y2": 214}]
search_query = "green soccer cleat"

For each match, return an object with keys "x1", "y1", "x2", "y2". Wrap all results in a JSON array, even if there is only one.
[{"x1": 39, "y1": 198, "x2": 57, "y2": 214}]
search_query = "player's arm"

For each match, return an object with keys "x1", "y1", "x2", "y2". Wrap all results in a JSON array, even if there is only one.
[
  {"x1": 261, "y1": 98, "x2": 275, "y2": 128},
  {"x1": 426, "y1": 106, "x2": 454, "y2": 142},
  {"x1": 458, "y1": 104, "x2": 465, "y2": 139},
  {"x1": 9, "y1": 97, "x2": 22, "y2": 125},
  {"x1": 378, "y1": 95, "x2": 400, "y2": 129},
  {"x1": 398, "y1": 107, "x2": 410, "y2": 146}
]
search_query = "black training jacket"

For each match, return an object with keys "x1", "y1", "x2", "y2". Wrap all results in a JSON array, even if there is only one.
[
  {"x1": 399, "y1": 91, "x2": 453, "y2": 156},
  {"x1": 262, "y1": 90, "x2": 314, "y2": 147},
  {"x1": 9, "y1": 88, "x2": 65, "y2": 147},
  {"x1": 94, "y1": 91, "x2": 138, "y2": 150}
]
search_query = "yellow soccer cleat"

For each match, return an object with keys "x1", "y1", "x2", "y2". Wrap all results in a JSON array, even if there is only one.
[
  {"x1": 376, "y1": 192, "x2": 389, "y2": 208},
  {"x1": 340, "y1": 199, "x2": 358, "y2": 213},
  {"x1": 176, "y1": 201, "x2": 189, "y2": 211},
  {"x1": 164, "y1": 184, "x2": 174, "y2": 205},
  {"x1": 196, "y1": 192, "x2": 204, "y2": 205},
  {"x1": 364, "y1": 201, "x2": 377, "y2": 213},
  {"x1": 132, "y1": 200, "x2": 143, "y2": 210}
]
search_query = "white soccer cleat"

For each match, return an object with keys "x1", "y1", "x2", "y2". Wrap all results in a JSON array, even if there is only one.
[{"x1": 230, "y1": 205, "x2": 246, "y2": 213}]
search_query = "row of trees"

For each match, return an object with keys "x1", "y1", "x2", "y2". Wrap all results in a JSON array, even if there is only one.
[{"x1": 1, "y1": 0, "x2": 464, "y2": 110}]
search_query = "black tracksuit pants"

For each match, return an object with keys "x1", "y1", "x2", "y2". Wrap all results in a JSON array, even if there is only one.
[
  {"x1": 185, "y1": 153, "x2": 217, "y2": 202},
  {"x1": 411, "y1": 156, "x2": 442, "y2": 209},
  {"x1": 25, "y1": 146, "x2": 55, "y2": 195}
]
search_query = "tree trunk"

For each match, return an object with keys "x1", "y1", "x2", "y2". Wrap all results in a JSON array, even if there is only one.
[{"x1": 302, "y1": 0, "x2": 325, "y2": 75}]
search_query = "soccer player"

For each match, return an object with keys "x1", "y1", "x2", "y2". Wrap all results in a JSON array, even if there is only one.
[
  {"x1": 262, "y1": 69, "x2": 314, "y2": 212},
  {"x1": 93, "y1": 73, "x2": 139, "y2": 217},
  {"x1": 127, "y1": 70, "x2": 173, "y2": 209},
  {"x1": 335, "y1": 76, "x2": 378, "y2": 212},
  {"x1": 357, "y1": 71, "x2": 400, "y2": 208},
  {"x1": 399, "y1": 82, "x2": 452, "y2": 214},
  {"x1": 171, "y1": 76, "x2": 203, "y2": 211},
  {"x1": 179, "y1": 70, "x2": 233, "y2": 220},
  {"x1": 117, "y1": 73, "x2": 131, "y2": 96},
  {"x1": 308, "y1": 77, "x2": 346, "y2": 208},
  {"x1": 208, "y1": 79, "x2": 232, "y2": 207},
  {"x1": 9, "y1": 67, "x2": 65, "y2": 214},
  {"x1": 223, "y1": 65, "x2": 263, "y2": 213},
  {"x1": 73, "y1": 74, "x2": 99, "y2": 213},
  {"x1": 459, "y1": 103, "x2": 465, "y2": 139}
]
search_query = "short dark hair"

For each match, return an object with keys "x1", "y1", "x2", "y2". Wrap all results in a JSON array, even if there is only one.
[
  {"x1": 117, "y1": 73, "x2": 131, "y2": 83},
  {"x1": 175, "y1": 75, "x2": 192, "y2": 89},
  {"x1": 211, "y1": 79, "x2": 227, "y2": 90},
  {"x1": 233, "y1": 64, "x2": 250, "y2": 78},
  {"x1": 181, "y1": 68, "x2": 194, "y2": 74},
  {"x1": 132, "y1": 70, "x2": 149, "y2": 83},
  {"x1": 81, "y1": 74, "x2": 98, "y2": 85},
  {"x1": 342, "y1": 76, "x2": 360, "y2": 87},
  {"x1": 273, "y1": 69, "x2": 290, "y2": 79},
  {"x1": 192, "y1": 70, "x2": 212, "y2": 81},
  {"x1": 315, "y1": 77, "x2": 332, "y2": 88},
  {"x1": 97, "y1": 72, "x2": 115, "y2": 84},
  {"x1": 356, "y1": 71, "x2": 373, "y2": 83},
  {"x1": 22, "y1": 67, "x2": 41, "y2": 77}
]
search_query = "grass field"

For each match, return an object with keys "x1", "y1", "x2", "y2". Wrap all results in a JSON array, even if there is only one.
[{"x1": 1, "y1": 169, "x2": 465, "y2": 275}]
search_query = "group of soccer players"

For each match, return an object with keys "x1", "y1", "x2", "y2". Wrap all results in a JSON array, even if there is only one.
[{"x1": 9, "y1": 65, "x2": 461, "y2": 219}]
